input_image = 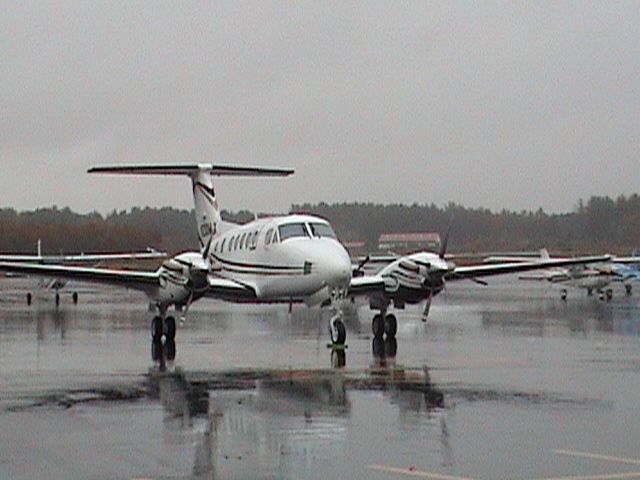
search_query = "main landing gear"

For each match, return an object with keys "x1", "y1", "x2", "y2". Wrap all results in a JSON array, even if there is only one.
[
  {"x1": 372, "y1": 312, "x2": 397, "y2": 340},
  {"x1": 151, "y1": 313, "x2": 177, "y2": 342}
]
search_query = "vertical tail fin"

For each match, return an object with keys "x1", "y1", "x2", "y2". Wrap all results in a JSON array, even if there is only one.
[
  {"x1": 191, "y1": 170, "x2": 220, "y2": 259},
  {"x1": 88, "y1": 164, "x2": 294, "y2": 260}
]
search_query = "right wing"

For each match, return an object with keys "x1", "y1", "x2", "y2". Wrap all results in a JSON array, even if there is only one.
[
  {"x1": 448, "y1": 255, "x2": 610, "y2": 281},
  {"x1": 0, "y1": 262, "x2": 160, "y2": 292},
  {"x1": 348, "y1": 275, "x2": 387, "y2": 297}
]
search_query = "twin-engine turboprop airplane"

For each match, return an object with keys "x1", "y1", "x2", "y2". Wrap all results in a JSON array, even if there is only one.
[
  {"x1": 0, "y1": 164, "x2": 610, "y2": 348},
  {"x1": 0, "y1": 164, "x2": 353, "y2": 345}
]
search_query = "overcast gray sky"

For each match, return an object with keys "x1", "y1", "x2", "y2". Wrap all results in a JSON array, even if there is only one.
[{"x1": 2, "y1": 1, "x2": 639, "y2": 215}]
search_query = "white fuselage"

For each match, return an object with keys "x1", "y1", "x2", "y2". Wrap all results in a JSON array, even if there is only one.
[
  {"x1": 210, "y1": 214, "x2": 352, "y2": 300},
  {"x1": 153, "y1": 214, "x2": 352, "y2": 307}
]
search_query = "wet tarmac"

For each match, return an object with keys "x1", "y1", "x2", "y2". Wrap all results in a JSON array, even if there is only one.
[{"x1": 2, "y1": 277, "x2": 640, "y2": 479}]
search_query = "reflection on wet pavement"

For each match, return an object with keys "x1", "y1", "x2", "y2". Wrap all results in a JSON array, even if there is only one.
[{"x1": 2, "y1": 277, "x2": 640, "y2": 479}]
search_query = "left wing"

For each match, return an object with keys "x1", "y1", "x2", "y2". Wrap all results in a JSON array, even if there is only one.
[
  {"x1": 447, "y1": 255, "x2": 611, "y2": 281},
  {"x1": 0, "y1": 250, "x2": 166, "y2": 264},
  {"x1": 0, "y1": 262, "x2": 160, "y2": 292},
  {"x1": 204, "y1": 275, "x2": 257, "y2": 301}
]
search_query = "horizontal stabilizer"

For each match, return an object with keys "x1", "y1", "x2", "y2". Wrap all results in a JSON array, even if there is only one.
[{"x1": 88, "y1": 164, "x2": 294, "y2": 177}]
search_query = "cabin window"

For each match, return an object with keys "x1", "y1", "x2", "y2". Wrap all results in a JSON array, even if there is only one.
[
  {"x1": 309, "y1": 222, "x2": 337, "y2": 239},
  {"x1": 239, "y1": 233, "x2": 247, "y2": 249},
  {"x1": 265, "y1": 228, "x2": 273, "y2": 245},
  {"x1": 214, "y1": 241, "x2": 218, "y2": 253},
  {"x1": 278, "y1": 223, "x2": 309, "y2": 241},
  {"x1": 229, "y1": 236, "x2": 235, "y2": 252},
  {"x1": 220, "y1": 238, "x2": 226, "y2": 252},
  {"x1": 234, "y1": 235, "x2": 240, "y2": 250},
  {"x1": 271, "y1": 229, "x2": 279, "y2": 244}
]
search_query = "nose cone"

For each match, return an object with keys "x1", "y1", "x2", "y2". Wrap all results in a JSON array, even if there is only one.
[{"x1": 311, "y1": 241, "x2": 352, "y2": 289}]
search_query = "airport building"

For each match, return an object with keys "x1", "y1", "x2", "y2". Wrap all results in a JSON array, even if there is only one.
[{"x1": 378, "y1": 232, "x2": 441, "y2": 254}]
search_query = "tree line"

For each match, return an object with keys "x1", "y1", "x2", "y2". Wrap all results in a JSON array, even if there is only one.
[{"x1": 1, "y1": 194, "x2": 639, "y2": 255}]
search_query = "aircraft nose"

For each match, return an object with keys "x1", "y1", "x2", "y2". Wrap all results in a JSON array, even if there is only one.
[{"x1": 314, "y1": 243, "x2": 352, "y2": 289}]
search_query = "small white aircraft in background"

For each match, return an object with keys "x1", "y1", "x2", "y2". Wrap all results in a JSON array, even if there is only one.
[
  {"x1": 484, "y1": 249, "x2": 640, "y2": 300},
  {"x1": 0, "y1": 240, "x2": 166, "y2": 306},
  {"x1": 0, "y1": 164, "x2": 610, "y2": 348}
]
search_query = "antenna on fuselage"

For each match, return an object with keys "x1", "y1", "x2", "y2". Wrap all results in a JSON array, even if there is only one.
[{"x1": 88, "y1": 164, "x2": 294, "y2": 261}]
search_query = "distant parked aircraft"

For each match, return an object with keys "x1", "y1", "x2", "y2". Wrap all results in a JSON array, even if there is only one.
[
  {"x1": 0, "y1": 241, "x2": 166, "y2": 305},
  {"x1": 484, "y1": 249, "x2": 640, "y2": 300}
]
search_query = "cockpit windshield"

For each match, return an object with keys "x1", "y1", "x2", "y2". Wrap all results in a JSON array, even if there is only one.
[
  {"x1": 309, "y1": 222, "x2": 337, "y2": 239},
  {"x1": 278, "y1": 223, "x2": 309, "y2": 241}
]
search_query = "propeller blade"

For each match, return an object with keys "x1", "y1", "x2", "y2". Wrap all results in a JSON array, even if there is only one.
[
  {"x1": 439, "y1": 215, "x2": 454, "y2": 259},
  {"x1": 353, "y1": 255, "x2": 370, "y2": 277},
  {"x1": 180, "y1": 291, "x2": 194, "y2": 324},
  {"x1": 422, "y1": 274, "x2": 436, "y2": 322},
  {"x1": 422, "y1": 290, "x2": 433, "y2": 321}
]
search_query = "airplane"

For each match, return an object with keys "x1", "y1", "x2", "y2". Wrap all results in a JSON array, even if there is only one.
[
  {"x1": 484, "y1": 249, "x2": 640, "y2": 300},
  {"x1": 0, "y1": 164, "x2": 610, "y2": 348},
  {"x1": 0, "y1": 240, "x2": 167, "y2": 306}
]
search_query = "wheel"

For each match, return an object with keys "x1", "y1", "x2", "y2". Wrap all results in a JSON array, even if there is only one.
[
  {"x1": 26, "y1": 293, "x2": 32, "y2": 306},
  {"x1": 55, "y1": 293, "x2": 60, "y2": 307},
  {"x1": 151, "y1": 338, "x2": 162, "y2": 361},
  {"x1": 384, "y1": 314, "x2": 397, "y2": 338},
  {"x1": 329, "y1": 317, "x2": 346, "y2": 345},
  {"x1": 151, "y1": 316, "x2": 163, "y2": 340},
  {"x1": 72, "y1": 292, "x2": 78, "y2": 304},
  {"x1": 372, "y1": 314, "x2": 385, "y2": 338},
  {"x1": 606, "y1": 289, "x2": 613, "y2": 300},
  {"x1": 625, "y1": 284, "x2": 632, "y2": 296},
  {"x1": 560, "y1": 289, "x2": 567, "y2": 301},
  {"x1": 165, "y1": 316, "x2": 176, "y2": 340},
  {"x1": 587, "y1": 288, "x2": 593, "y2": 296}
]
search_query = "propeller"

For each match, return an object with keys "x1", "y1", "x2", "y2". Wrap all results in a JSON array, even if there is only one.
[
  {"x1": 422, "y1": 272, "x2": 436, "y2": 321},
  {"x1": 439, "y1": 214, "x2": 454, "y2": 259},
  {"x1": 422, "y1": 215, "x2": 454, "y2": 322},
  {"x1": 353, "y1": 255, "x2": 370, "y2": 277}
]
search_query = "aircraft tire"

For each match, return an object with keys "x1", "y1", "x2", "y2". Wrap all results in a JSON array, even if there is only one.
[
  {"x1": 384, "y1": 314, "x2": 397, "y2": 338},
  {"x1": 72, "y1": 292, "x2": 78, "y2": 304},
  {"x1": 330, "y1": 317, "x2": 346, "y2": 345},
  {"x1": 151, "y1": 316, "x2": 163, "y2": 340},
  {"x1": 55, "y1": 293, "x2": 60, "y2": 307},
  {"x1": 165, "y1": 316, "x2": 176, "y2": 340},
  {"x1": 26, "y1": 293, "x2": 32, "y2": 306},
  {"x1": 372, "y1": 314, "x2": 385, "y2": 338}
]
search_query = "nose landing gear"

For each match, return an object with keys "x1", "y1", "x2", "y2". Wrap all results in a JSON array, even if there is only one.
[{"x1": 329, "y1": 314, "x2": 346, "y2": 345}]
